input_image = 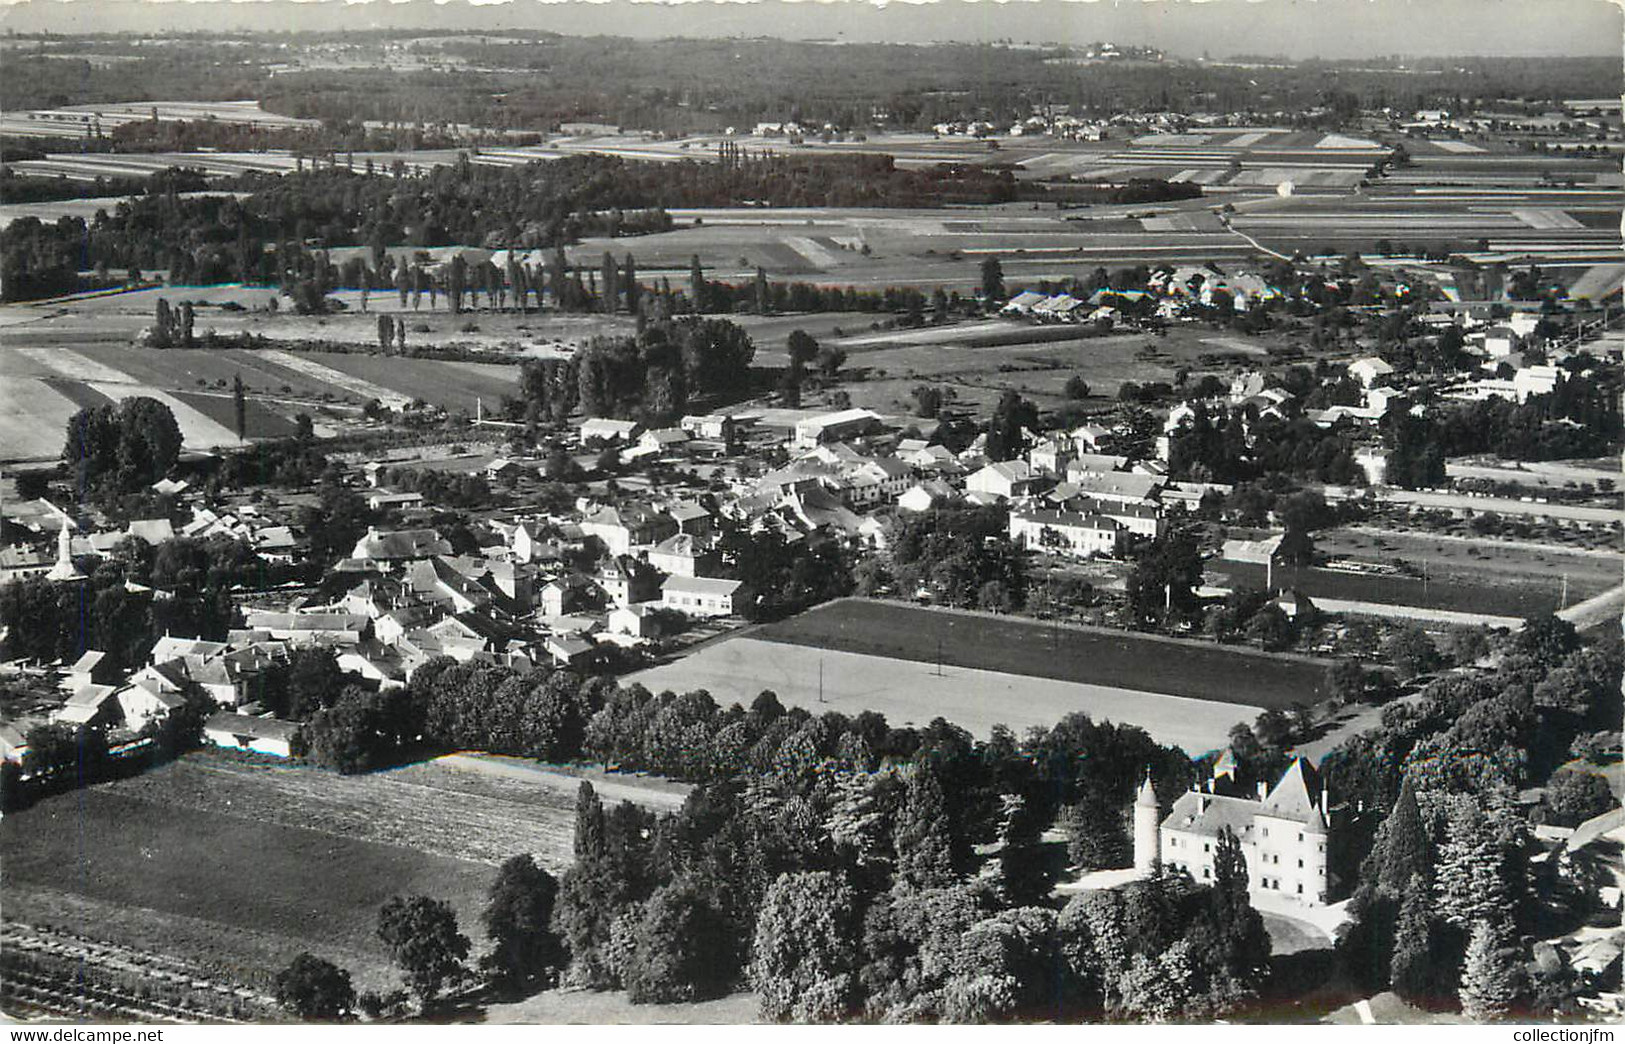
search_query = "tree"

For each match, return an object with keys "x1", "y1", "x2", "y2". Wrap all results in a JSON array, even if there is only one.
[
  {"x1": 1063, "y1": 375, "x2": 1091, "y2": 400},
  {"x1": 601, "y1": 252, "x2": 619, "y2": 313},
  {"x1": 754, "y1": 266, "x2": 770, "y2": 314},
  {"x1": 1205, "y1": 825, "x2": 1271, "y2": 1004},
  {"x1": 1064, "y1": 796, "x2": 1130, "y2": 871},
  {"x1": 377, "y1": 313, "x2": 394, "y2": 352},
  {"x1": 1125, "y1": 528, "x2": 1203, "y2": 627},
  {"x1": 980, "y1": 256, "x2": 1005, "y2": 302},
  {"x1": 1382, "y1": 626, "x2": 1440, "y2": 681},
  {"x1": 893, "y1": 767, "x2": 956, "y2": 890},
  {"x1": 689, "y1": 254, "x2": 705, "y2": 312},
  {"x1": 750, "y1": 871, "x2": 858, "y2": 1023},
  {"x1": 1542, "y1": 769, "x2": 1615, "y2": 828},
  {"x1": 622, "y1": 253, "x2": 640, "y2": 314},
  {"x1": 1327, "y1": 658, "x2": 1369, "y2": 704},
  {"x1": 985, "y1": 390, "x2": 1037, "y2": 462},
  {"x1": 481, "y1": 854, "x2": 563, "y2": 994},
  {"x1": 63, "y1": 396, "x2": 183, "y2": 494},
  {"x1": 624, "y1": 878, "x2": 736, "y2": 1004},
  {"x1": 780, "y1": 328, "x2": 816, "y2": 367},
  {"x1": 1515, "y1": 614, "x2": 1580, "y2": 665},
  {"x1": 273, "y1": 953, "x2": 356, "y2": 1021},
  {"x1": 1459, "y1": 918, "x2": 1520, "y2": 1023},
  {"x1": 376, "y1": 895, "x2": 471, "y2": 1009},
  {"x1": 814, "y1": 343, "x2": 846, "y2": 379},
  {"x1": 1390, "y1": 874, "x2": 1443, "y2": 1003},
  {"x1": 232, "y1": 374, "x2": 247, "y2": 444}
]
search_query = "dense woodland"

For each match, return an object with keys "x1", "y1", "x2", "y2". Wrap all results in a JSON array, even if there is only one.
[{"x1": 4, "y1": 36, "x2": 1618, "y2": 138}]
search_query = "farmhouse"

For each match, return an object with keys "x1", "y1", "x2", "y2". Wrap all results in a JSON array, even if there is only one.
[
  {"x1": 662, "y1": 576, "x2": 747, "y2": 618},
  {"x1": 793, "y1": 408, "x2": 884, "y2": 448},
  {"x1": 203, "y1": 711, "x2": 298, "y2": 758},
  {"x1": 579, "y1": 418, "x2": 643, "y2": 444}
]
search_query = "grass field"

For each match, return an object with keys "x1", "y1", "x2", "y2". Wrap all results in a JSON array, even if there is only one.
[
  {"x1": 627, "y1": 635, "x2": 1261, "y2": 753},
  {"x1": 752, "y1": 599, "x2": 1331, "y2": 708},
  {"x1": 0, "y1": 752, "x2": 687, "y2": 997},
  {"x1": 1, "y1": 776, "x2": 493, "y2": 992}
]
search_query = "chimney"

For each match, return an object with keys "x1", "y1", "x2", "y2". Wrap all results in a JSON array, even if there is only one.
[{"x1": 1256, "y1": 781, "x2": 1268, "y2": 800}]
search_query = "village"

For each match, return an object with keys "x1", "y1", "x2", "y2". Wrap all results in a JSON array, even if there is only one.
[{"x1": 0, "y1": 6, "x2": 1621, "y2": 1029}]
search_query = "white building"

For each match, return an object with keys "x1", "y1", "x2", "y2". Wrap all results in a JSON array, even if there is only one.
[
  {"x1": 1143, "y1": 758, "x2": 1334, "y2": 907},
  {"x1": 661, "y1": 576, "x2": 747, "y2": 618},
  {"x1": 1008, "y1": 508, "x2": 1125, "y2": 559},
  {"x1": 965, "y1": 460, "x2": 1037, "y2": 501}
]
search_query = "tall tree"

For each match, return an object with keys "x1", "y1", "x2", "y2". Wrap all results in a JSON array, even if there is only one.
[
  {"x1": 985, "y1": 390, "x2": 1037, "y2": 462},
  {"x1": 376, "y1": 895, "x2": 471, "y2": 1009},
  {"x1": 980, "y1": 256, "x2": 1005, "y2": 302},
  {"x1": 622, "y1": 253, "x2": 640, "y2": 314},
  {"x1": 601, "y1": 252, "x2": 619, "y2": 314},
  {"x1": 232, "y1": 373, "x2": 247, "y2": 444},
  {"x1": 689, "y1": 254, "x2": 705, "y2": 313},
  {"x1": 481, "y1": 854, "x2": 563, "y2": 994}
]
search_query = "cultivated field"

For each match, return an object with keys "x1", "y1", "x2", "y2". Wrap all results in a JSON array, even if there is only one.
[
  {"x1": 830, "y1": 322, "x2": 1274, "y2": 414},
  {"x1": 0, "y1": 752, "x2": 686, "y2": 995},
  {"x1": 1209, "y1": 559, "x2": 1584, "y2": 619},
  {"x1": 627, "y1": 635, "x2": 1262, "y2": 754}
]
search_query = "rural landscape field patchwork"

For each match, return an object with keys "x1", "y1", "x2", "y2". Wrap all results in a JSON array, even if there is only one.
[{"x1": 0, "y1": 0, "x2": 1622, "y2": 1031}]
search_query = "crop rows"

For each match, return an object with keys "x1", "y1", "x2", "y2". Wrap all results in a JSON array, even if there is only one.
[{"x1": 0, "y1": 929, "x2": 271, "y2": 1023}]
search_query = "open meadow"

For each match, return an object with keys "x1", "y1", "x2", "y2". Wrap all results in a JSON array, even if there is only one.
[
  {"x1": 626, "y1": 634, "x2": 1261, "y2": 754},
  {"x1": 0, "y1": 752, "x2": 686, "y2": 996}
]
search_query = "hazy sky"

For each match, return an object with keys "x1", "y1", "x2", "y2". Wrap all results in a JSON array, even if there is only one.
[{"x1": 0, "y1": 0, "x2": 1619, "y2": 60}]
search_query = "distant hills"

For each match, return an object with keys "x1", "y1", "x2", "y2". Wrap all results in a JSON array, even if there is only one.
[{"x1": 0, "y1": 0, "x2": 1617, "y2": 60}]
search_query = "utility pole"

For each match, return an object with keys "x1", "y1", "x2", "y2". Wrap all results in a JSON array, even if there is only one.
[{"x1": 819, "y1": 657, "x2": 825, "y2": 703}]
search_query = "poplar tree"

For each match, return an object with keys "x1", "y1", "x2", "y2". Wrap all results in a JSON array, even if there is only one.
[{"x1": 232, "y1": 374, "x2": 246, "y2": 443}]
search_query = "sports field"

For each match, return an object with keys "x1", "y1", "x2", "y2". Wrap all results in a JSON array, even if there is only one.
[
  {"x1": 627, "y1": 635, "x2": 1260, "y2": 754},
  {"x1": 753, "y1": 599, "x2": 1330, "y2": 707}
]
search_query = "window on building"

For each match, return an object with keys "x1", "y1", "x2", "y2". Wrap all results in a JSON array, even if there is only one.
[
  {"x1": 1262, "y1": 827, "x2": 1269, "y2": 837},
  {"x1": 1298, "y1": 859, "x2": 1304, "y2": 868},
  {"x1": 1298, "y1": 833, "x2": 1304, "y2": 842},
  {"x1": 1202, "y1": 868, "x2": 1210, "y2": 879},
  {"x1": 1203, "y1": 843, "x2": 1210, "y2": 853},
  {"x1": 1297, "y1": 883, "x2": 1304, "y2": 894}
]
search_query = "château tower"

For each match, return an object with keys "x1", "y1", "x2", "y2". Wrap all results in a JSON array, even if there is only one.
[{"x1": 1133, "y1": 773, "x2": 1160, "y2": 873}]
